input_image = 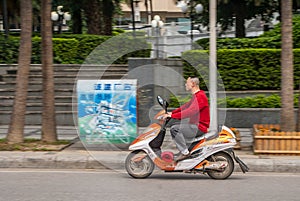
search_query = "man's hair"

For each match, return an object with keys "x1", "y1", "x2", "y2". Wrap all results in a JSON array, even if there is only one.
[{"x1": 189, "y1": 77, "x2": 200, "y2": 86}]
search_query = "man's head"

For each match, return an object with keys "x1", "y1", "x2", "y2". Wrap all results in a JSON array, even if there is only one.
[{"x1": 185, "y1": 77, "x2": 200, "y2": 93}]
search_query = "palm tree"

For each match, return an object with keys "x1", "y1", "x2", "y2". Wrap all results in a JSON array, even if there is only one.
[
  {"x1": 103, "y1": 0, "x2": 122, "y2": 35},
  {"x1": 145, "y1": 0, "x2": 153, "y2": 24},
  {"x1": 280, "y1": 0, "x2": 295, "y2": 131},
  {"x1": 41, "y1": 0, "x2": 57, "y2": 142},
  {"x1": 7, "y1": 0, "x2": 32, "y2": 143},
  {"x1": 83, "y1": 0, "x2": 103, "y2": 34}
]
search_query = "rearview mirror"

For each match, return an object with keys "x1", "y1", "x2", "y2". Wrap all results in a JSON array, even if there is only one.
[
  {"x1": 157, "y1": 96, "x2": 164, "y2": 106},
  {"x1": 157, "y1": 96, "x2": 169, "y2": 110}
]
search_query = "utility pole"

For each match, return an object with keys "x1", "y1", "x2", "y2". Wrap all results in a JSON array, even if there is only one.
[{"x1": 209, "y1": 0, "x2": 218, "y2": 132}]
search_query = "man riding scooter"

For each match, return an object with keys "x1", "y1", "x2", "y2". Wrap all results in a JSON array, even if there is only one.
[
  {"x1": 163, "y1": 77, "x2": 210, "y2": 161},
  {"x1": 125, "y1": 78, "x2": 249, "y2": 179}
]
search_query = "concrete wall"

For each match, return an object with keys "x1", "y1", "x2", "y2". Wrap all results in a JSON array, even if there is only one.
[
  {"x1": 149, "y1": 108, "x2": 298, "y2": 128},
  {"x1": 219, "y1": 108, "x2": 285, "y2": 128}
]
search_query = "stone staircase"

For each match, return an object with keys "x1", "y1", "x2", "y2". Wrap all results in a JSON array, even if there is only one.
[{"x1": 0, "y1": 64, "x2": 128, "y2": 126}]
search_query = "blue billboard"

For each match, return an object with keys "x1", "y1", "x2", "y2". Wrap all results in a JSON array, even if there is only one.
[{"x1": 77, "y1": 80, "x2": 137, "y2": 145}]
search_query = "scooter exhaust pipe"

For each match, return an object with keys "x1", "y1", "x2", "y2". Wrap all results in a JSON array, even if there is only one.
[{"x1": 195, "y1": 161, "x2": 229, "y2": 171}]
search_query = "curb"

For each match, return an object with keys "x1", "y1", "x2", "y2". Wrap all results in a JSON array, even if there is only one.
[
  {"x1": 1, "y1": 150, "x2": 300, "y2": 173},
  {"x1": 243, "y1": 157, "x2": 300, "y2": 173},
  {"x1": 0, "y1": 151, "x2": 106, "y2": 170}
]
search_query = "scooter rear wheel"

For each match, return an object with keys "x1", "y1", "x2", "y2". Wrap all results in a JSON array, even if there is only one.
[
  {"x1": 125, "y1": 150, "x2": 154, "y2": 179},
  {"x1": 207, "y1": 152, "x2": 234, "y2": 180}
]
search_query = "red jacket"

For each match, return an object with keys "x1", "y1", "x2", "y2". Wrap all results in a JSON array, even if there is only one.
[{"x1": 171, "y1": 90, "x2": 210, "y2": 133}]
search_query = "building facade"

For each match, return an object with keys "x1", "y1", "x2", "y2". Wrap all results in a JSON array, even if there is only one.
[{"x1": 119, "y1": 0, "x2": 186, "y2": 25}]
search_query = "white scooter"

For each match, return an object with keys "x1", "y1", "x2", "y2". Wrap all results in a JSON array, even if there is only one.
[{"x1": 125, "y1": 96, "x2": 249, "y2": 179}]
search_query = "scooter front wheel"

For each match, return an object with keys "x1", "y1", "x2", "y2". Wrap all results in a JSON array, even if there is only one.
[
  {"x1": 125, "y1": 150, "x2": 154, "y2": 179},
  {"x1": 207, "y1": 152, "x2": 234, "y2": 180}
]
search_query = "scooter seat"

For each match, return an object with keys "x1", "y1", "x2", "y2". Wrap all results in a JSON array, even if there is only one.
[
  {"x1": 192, "y1": 130, "x2": 218, "y2": 143},
  {"x1": 204, "y1": 130, "x2": 219, "y2": 140}
]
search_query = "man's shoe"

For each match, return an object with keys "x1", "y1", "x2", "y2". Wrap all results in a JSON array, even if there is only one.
[{"x1": 175, "y1": 153, "x2": 190, "y2": 162}]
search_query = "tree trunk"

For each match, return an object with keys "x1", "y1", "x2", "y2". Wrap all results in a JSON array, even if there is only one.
[
  {"x1": 83, "y1": 0, "x2": 103, "y2": 35},
  {"x1": 145, "y1": 0, "x2": 151, "y2": 24},
  {"x1": 233, "y1": 0, "x2": 246, "y2": 38},
  {"x1": 280, "y1": 0, "x2": 295, "y2": 131},
  {"x1": 7, "y1": 0, "x2": 32, "y2": 144},
  {"x1": 296, "y1": 1, "x2": 300, "y2": 132},
  {"x1": 297, "y1": 86, "x2": 300, "y2": 131},
  {"x1": 130, "y1": 0, "x2": 135, "y2": 36},
  {"x1": 103, "y1": 0, "x2": 114, "y2": 35},
  {"x1": 41, "y1": 0, "x2": 57, "y2": 142},
  {"x1": 71, "y1": 4, "x2": 83, "y2": 34},
  {"x1": 103, "y1": 15, "x2": 113, "y2": 35}
]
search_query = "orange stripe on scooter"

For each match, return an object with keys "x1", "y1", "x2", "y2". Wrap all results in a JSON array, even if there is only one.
[
  {"x1": 191, "y1": 139, "x2": 205, "y2": 152},
  {"x1": 130, "y1": 123, "x2": 161, "y2": 145},
  {"x1": 219, "y1": 129, "x2": 235, "y2": 138},
  {"x1": 154, "y1": 157, "x2": 176, "y2": 171},
  {"x1": 194, "y1": 160, "x2": 209, "y2": 169}
]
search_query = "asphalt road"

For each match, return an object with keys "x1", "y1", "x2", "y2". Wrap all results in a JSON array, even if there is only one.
[{"x1": 0, "y1": 169, "x2": 299, "y2": 201}]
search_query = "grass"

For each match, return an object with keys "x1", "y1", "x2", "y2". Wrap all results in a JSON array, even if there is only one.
[{"x1": 0, "y1": 138, "x2": 71, "y2": 151}]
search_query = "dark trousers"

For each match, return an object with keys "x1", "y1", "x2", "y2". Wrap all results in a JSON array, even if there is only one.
[{"x1": 170, "y1": 121, "x2": 205, "y2": 154}]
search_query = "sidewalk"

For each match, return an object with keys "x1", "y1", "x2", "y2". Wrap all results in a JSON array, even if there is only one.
[{"x1": 0, "y1": 126, "x2": 300, "y2": 173}]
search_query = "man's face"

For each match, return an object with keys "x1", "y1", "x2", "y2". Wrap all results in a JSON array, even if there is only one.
[{"x1": 185, "y1": 78, "x2": 194, "y2": 91}]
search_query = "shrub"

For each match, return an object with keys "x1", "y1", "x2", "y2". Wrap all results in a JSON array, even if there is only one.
[
  {"x1": 0, "y1": 34, "x2": 151, "y2": 64},
  {"x1": 0, "y1": 37, "x2": 19, "y2": 63},
  {"x1": 182, "y1": 49, "x2": 300, "y2": 91},
  {"x1": 169, "y1": 94, "x2": 299, "y2": 108},
  {"x1": 196, "y1": 36, "x2": 281, "y2": 50}
]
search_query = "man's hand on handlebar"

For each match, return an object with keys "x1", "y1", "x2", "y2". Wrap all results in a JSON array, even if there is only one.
[{"x1": 162, "y1": 112, "x2": 172, "y2": 120}]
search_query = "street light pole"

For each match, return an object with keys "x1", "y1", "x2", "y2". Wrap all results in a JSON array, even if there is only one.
[
  {"x1": 190, "y1": 1, "x2": 194, "y2": 43},
  {"x1": 151, "y1": 15, "x2": 164, "y2": 58},
  {"x1": 180, "y1": 1, "x2": 203, "y2": 48},
  {"x1": 51, "y1": 6, "x2": 71, "y2": 34},
  {"x1": 209, "y1": 0, "x2": 218, "y2": 132}
]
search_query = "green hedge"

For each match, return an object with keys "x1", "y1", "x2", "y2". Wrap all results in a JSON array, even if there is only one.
[
  {"x1": 182, "y1": 49, "x2": 300, "y2": 91},
  {"x1": 196, "y1": 36, "x2": 281, "y2": 50},
  {"x1": 220, "y1": 94, "x2": 299, "y2": 108},
  {"x1": 0, "y1": 34, "x2": 151, "y2": 64},
  {"x1": 170, "y1": 94, "x2": 299, "y2": 108},
  {"x1": 0, "y1": 37, "x2": 20, "y2": 64},
  {"x1": 51, "y1": 34, "x2": 111, "y2": 63}
]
